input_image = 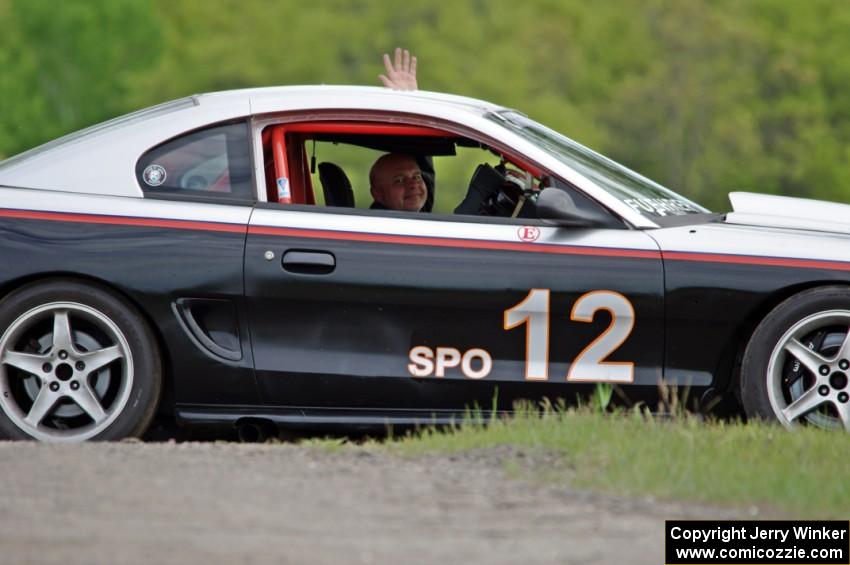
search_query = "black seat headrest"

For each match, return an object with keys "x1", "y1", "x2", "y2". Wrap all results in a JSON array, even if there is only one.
[{"x1": 318, "y1": 162, "x2": 355, "y2": 208}]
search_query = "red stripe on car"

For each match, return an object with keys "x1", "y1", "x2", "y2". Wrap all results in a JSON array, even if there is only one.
[
  {"x1": 663, "y1": 250, "x2": 850, "y2": 272},
  {"x1": 0, "y1": 208, "x2": 246, "y2": 233},
  {"x1": 247, "y1": 225, "x2": 660, "y2": 259}
]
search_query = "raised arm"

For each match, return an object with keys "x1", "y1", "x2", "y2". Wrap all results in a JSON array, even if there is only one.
[{"x1": 379, "y1": 47, "x2": 418, "y2": 91}]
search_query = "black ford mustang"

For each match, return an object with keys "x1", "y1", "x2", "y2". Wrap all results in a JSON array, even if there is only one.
[{"x1": 0, "y1": 86, "x2": 848, "y2": 441}]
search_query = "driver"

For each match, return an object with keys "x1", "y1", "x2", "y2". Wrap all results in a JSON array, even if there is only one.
[
  {"x1": 371, "y1": 48, "x2": 435, "y2": 212},
  {"x1": 373, "y1": 48, "x2": 536, "y2": 216}
]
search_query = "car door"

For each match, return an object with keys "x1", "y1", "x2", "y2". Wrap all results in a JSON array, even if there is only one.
[{"x1": 244, "y1": 206, "x2": 664, "y2": 415}]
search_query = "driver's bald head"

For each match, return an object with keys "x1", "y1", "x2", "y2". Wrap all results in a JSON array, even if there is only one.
[{"x1": 369, "y1": 153, "x2": 427, "y2": 212}]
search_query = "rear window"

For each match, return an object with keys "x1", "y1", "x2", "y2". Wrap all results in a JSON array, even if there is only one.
[{"x1": 136, "y1": 120, "x2": 253, "y2": 202}]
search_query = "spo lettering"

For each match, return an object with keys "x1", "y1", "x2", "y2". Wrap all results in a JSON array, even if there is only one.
[{"x1": 407, "y1": 346, "x2": 493, "y2": 379}]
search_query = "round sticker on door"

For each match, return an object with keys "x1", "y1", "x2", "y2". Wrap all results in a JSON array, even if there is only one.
[
  {"x1": 142, "y1": 164, "x2": 167, "y2": 187},
  {"x1": 517, "y1": 226, "x2": 540, "y2": 242}
]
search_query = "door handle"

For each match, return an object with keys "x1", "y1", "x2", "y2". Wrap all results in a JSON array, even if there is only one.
[{"x1": 281, "y1": 250, "x2": 336, "y2": 275}]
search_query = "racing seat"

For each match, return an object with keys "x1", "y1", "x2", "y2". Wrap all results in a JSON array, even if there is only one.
[{"x1": 318, "y1": 162, "x2": 355, "y2": 207}]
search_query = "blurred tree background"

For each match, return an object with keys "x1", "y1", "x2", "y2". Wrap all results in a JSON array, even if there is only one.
[{"x1": 2, "y1": 0, "x2": 850, "y2": 211}]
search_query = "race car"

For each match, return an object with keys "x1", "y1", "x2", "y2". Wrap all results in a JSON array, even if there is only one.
[{"x1": 0, "y1": 85, "x2": 848, "y2": 442}]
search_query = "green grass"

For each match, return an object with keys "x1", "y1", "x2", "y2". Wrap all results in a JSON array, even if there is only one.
[
  {"x1": 384, "y1": 404, "x2": 850, "y2": 518},
  {"x1": 295, "y1": 436, "x2": 349, "y2": 452}
]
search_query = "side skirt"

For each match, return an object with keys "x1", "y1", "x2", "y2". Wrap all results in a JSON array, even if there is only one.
[{"x1": 175, "y1": 404, "x2": 512, "y2": 432}]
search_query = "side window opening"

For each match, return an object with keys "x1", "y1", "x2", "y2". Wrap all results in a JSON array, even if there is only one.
[
  {"x1": 259, "y1": 120, "x2": 620, "y2": 226},
  {"x1": 136, "y1": 120, "x2": 253, "y2": 202}
]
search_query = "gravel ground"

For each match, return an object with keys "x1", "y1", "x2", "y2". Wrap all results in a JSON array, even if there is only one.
[{"x1": 0, "y1": 440, "x2": 746, "y2": 565}]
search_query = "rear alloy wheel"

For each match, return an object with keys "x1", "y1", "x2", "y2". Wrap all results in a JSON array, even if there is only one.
[
  {"x1": 742, "y1": 286, "x2": 850, "y2": 430},
  {"x1": 0, "y1": 281, "x2": 160, "y2": 441}
]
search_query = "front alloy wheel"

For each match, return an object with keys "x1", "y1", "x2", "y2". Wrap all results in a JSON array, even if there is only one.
[
  {"x1": 765, "y1": 311, "x2": 850, "y2": 430},
  {"x1": 742, "y1": 286, "x2": 850, "y2": 430}
]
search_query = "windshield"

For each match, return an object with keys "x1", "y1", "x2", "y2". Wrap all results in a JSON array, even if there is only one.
[{"x1": 488, "y1": 111, "x2": 709, "y2": 218}]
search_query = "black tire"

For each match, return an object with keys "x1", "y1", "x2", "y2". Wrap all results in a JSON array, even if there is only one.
[
  {"x1": 0, "y1": 279, "x2": 161, "y2": 441},
  {"x1": 741, "y1": 285, "x2": 850, "y2": 430}
]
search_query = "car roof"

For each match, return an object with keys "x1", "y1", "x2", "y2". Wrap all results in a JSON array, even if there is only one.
[{"x1": 201, "y1": 85, "x2": 503, "y2": 114}]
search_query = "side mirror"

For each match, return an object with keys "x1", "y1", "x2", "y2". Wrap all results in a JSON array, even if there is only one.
[{"x1": 536, "y1": 187, "x2": 605, "y2": 227}]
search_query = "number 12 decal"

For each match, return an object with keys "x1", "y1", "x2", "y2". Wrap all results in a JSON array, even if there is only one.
[{"x1": 504, "y1": 289, "x2": 635, "y2": 383}]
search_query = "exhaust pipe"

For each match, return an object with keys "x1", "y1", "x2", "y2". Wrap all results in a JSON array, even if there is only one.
[{"x1": 235, "y1": 420, "x2": 278, "y2": 443}]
